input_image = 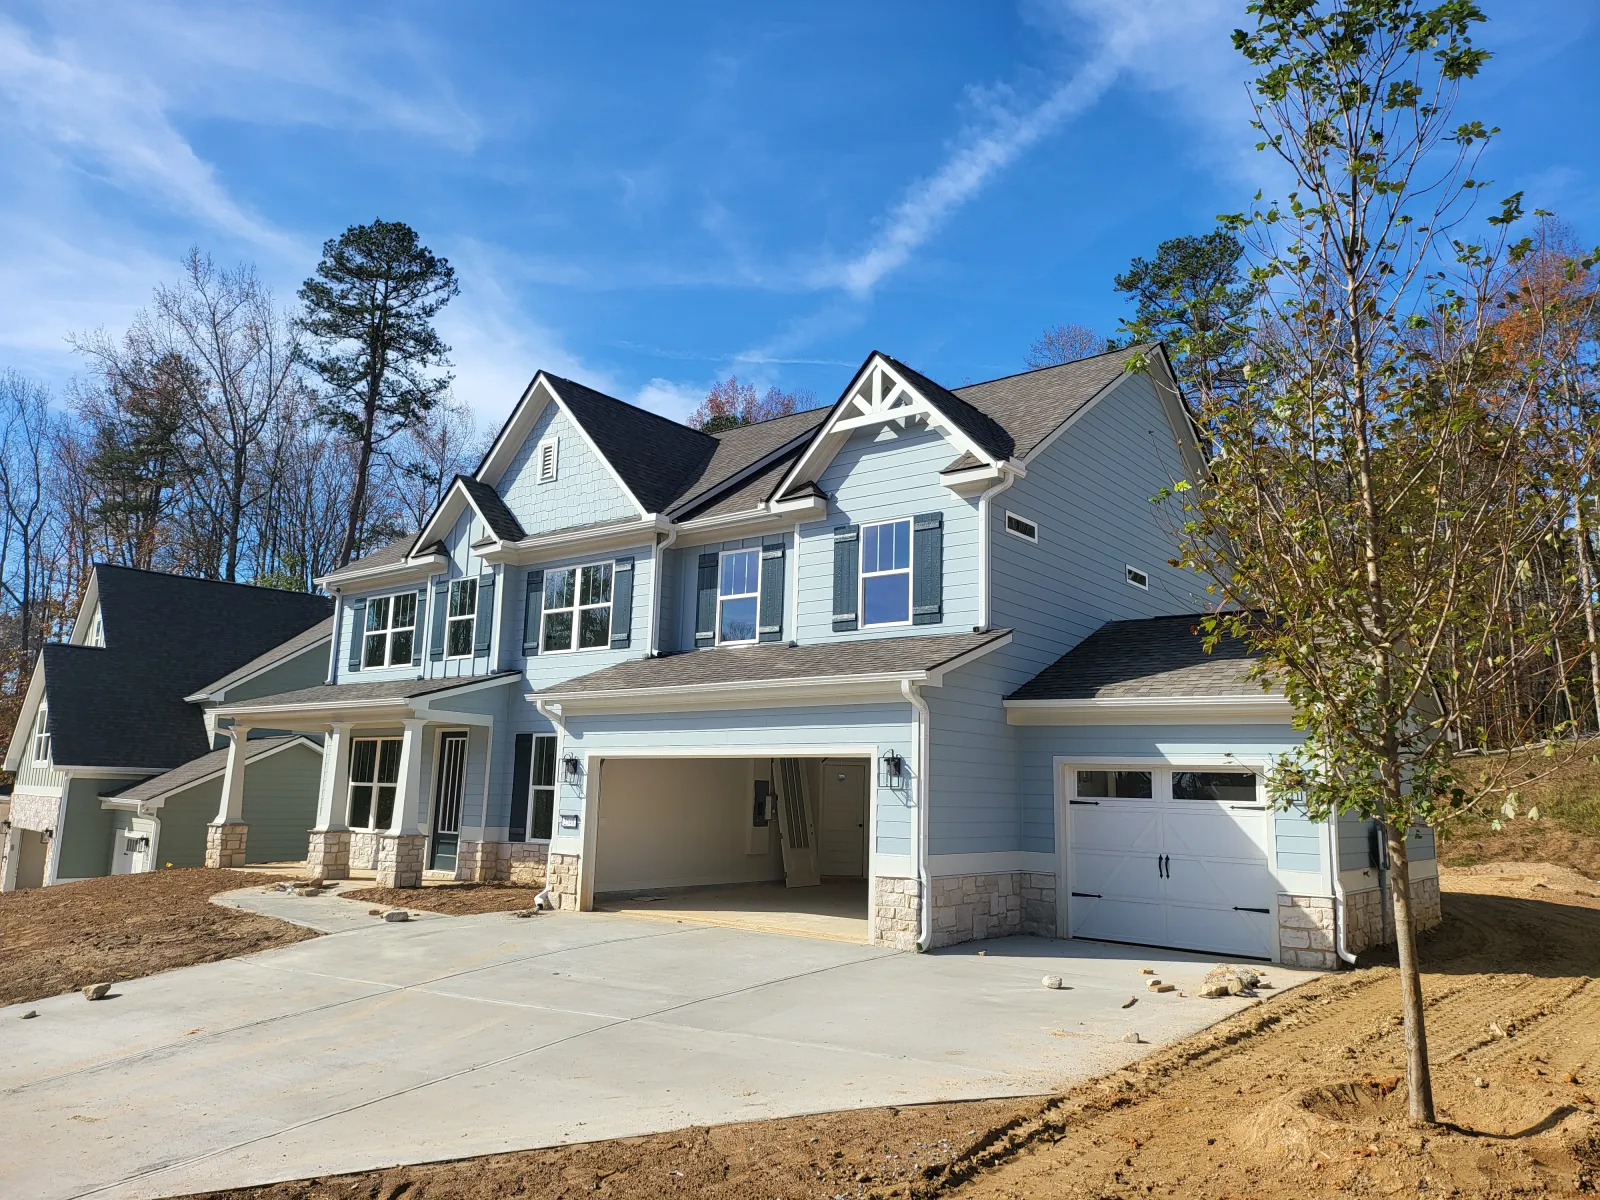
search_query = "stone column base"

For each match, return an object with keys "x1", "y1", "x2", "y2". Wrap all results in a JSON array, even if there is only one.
[
  {"x1": 376, "y1": 834, "x2": 427, "y2": 889},
  {"x1": 547, "y1": 852, "x2": 580, "y2": 909},
  {"x1": 205, "y1": 821, "x2": 248, "y2": 869},
  {"x1": 1278, "y1": 893, "x2": 1338, "y2": 970},
  {"x1": 1412, "y1": 875, "x2": 1442, "y2": 931},
  {"x1": 306, "y1": 829, "x2": 351, "y2": 880},
  {"x1": 871, "y1": 876, "x2": 923, "y2": 951}
]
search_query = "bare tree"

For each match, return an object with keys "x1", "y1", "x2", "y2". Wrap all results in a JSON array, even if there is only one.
[{"x1": 1025, "y1": 323, "x2": 1107, "y2": 368}]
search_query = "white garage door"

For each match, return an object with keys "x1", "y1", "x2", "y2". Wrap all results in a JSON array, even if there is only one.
[{"x1": 1065, "y1": 766, "x2": 1275, "y2": 960}]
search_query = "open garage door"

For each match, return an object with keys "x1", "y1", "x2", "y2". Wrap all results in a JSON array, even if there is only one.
[
  {"x1": 591, "y1": 755, "x2": 870, "y2": 942},
  {"x1": 1064, "y1": 765, "x2": 1275, "y2": 960}
]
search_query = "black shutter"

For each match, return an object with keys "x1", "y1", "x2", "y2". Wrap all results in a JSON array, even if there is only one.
[
  {"x1": 912, "y1": 512, "x2": 944, "y2": 626},
  {"x1": 695, "y1": 552, "x2": 718, "y2": 647},
  {"x1": 411, "y1": 588, "x2": 426, "y2": 666},
  {"x1": 758, "y1": 542, "x2": 785, "y2": 643},
  {"x1": 429, "y1": 580, "x2": 447, "y2": 661},
  {"x1": 610, "y1": 556, "x2": 634, "y2": 649},
  {"x1": 474, "y1": 575, "x2": 496, "y2": 655},
  {"x1": 509, "y1": 733, "x2": 532, "y2": 843},
  {"x1": 346, "y1": 599, "x2": 366, "y2": 671},
  {"x1": 831, "y1": 525, "x2": 859, "y2": 631},
  {"x1": 522, "y1": 569, "x2": 544, "y2": 656}
]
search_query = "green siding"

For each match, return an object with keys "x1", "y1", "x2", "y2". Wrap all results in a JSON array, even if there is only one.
[
  {"x1": 156, "y1": 779, "x2": 220, "y2": 868},
  {"x1": 241, "y1": 743, "x2": 322, "y2": 863},
  {"x1": 58, "y1": 776, "x2": 141, "y2": 879},
  {"x1": 223, "y1": 645, "x2": 329, "y2": 703}
]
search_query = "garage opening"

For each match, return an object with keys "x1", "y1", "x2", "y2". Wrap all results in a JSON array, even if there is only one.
[
  {"x1": 592, "y1": 755, "x2": 871, "y2": 943},
  {"x1": 1064, "y1": 764, "x2": 1275, "y2": 960}
]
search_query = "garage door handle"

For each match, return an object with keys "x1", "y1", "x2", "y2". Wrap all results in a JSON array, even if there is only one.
[
  {"x1": 1233, "y1": 906, "x2": 1271, "y2": 914},
  {"x1": 1229, "y1": 804, "x2": 1267, "y2": 811},
  {"x1": 1069, "y1": 799, "x2": 1099, "y2": 806},
  {"x1": 1070, "y1": 891, "x2": 1101, "y2": 898}
]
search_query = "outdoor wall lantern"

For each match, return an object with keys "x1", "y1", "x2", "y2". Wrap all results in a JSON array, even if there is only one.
[
  {"x1": 561, "y1": 753, "x2": 582, "y2": 783},
  {"x1": 0, "y1": 820, "x2": 10, "y2": 835},
  {"x1": 40, "y1": 827, "x2": 53, "y2": 842},
  {"x1": 880, "y1": 750, "x2": 906, "y2": 787}
]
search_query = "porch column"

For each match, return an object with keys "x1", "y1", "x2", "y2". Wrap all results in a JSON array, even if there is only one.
[
  {"x1": 206, "y1": 724, "x2": 251, "y2": 868},
  {"x1": 306, "y1": 722, "x2": 353, "y2": 881},
  {"x1": 376, "y1": 718, "x2": 428, "y2": 888}
]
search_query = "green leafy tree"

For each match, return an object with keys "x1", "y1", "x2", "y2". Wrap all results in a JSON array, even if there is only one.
[
  {"x1": 1158, "y1": 0, "x2": 1597, "y2": 1125},
  {"x1": 298, "y1": 220, "x2": 458, "y2": 568}
]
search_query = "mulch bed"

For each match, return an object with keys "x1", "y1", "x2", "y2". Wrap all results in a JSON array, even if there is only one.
[{"x1": 340, "y1": 881, "x2": 547, "y2": 915}]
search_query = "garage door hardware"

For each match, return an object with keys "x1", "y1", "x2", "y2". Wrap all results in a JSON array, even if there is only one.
[
  {"x1": 1157, "y1": 854, "x2": 1170, "y2": 877},
  {"x1": 1070, "y1": 891, "x2": 1102, "y2": 898},
  {"x1": 1069, "y1": 799, "x2": 1099, "y2": 805},
  {"x1": 1229, "y1": 804, "x2": 1268, "y2": 811},
  {"x1": 1233, "y1": 906, "x2": 1271, "y2": 914}
]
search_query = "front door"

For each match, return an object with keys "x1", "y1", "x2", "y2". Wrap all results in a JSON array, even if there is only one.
[
  {"x1": 429, "y1": 731, "x2": 468, "y2": 872},
  {"x1": 818, "y1": 761, "x2": 867, "y2": 877}
]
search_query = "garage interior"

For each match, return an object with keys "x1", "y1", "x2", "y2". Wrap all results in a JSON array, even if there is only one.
[{"x1": 591, "y1": 755, "x2": 871, "y2": 943}]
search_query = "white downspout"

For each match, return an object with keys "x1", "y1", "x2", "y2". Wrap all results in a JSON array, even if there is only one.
[
  {"x1": 325, "y1": 592, "x2": 343, "y2": 684},
  {"x1": 648, "y1": 526, "x2": 678, "y2": 657},
  {"x1": 901, "y1": 679, "x2": 933, "y2": 951},
  {"x1": 976, "y1": 468, "x2": 1017, "y2": 631},
  {"x1": 532, "y1": 696, "x2": 567, "y2": 910},
  {"x1": 1326, "y1": 817, "x2": 1358, "y2": 965}
]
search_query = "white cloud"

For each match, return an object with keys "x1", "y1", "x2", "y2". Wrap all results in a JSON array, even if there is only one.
[{"x1": 632, "y1": 378, "x2": 708, "y2": 423}]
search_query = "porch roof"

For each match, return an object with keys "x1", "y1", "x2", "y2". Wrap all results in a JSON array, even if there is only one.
[
  {"x1": 212, "y1": 671, "x2": 520, "y2": 720},
  {"x1": 538, "y1": 629, "x2": 1011, "y2": 702},
  {"x1": 100, "y1": 736, "x2": 313, "y2": 806}
]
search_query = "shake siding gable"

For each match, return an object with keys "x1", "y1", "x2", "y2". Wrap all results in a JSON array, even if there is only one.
[
  {"x1": 495, "y1": 402, "x2": 638, "y2": 535},
  {"x1": 795, "y1": 424, "x2": 979, "y2": 644}
]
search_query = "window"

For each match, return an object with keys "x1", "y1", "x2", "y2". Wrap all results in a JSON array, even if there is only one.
[
  {"x1": 860, "y1": 518, "x2": 912, "y2": 627},
  {"x1": 31, "y1": 703, "x2": 50, "y2": 765},
  {"x1": 528, "y1": 735, "x2": 556, "y2": 840},
  {"x1": 537, "y1": 437, "x2": 559, "y2": 484},
  {"x1": 347, "y1": 738, "x2": 403, "y2": 830},
  {"x1": 1172, "y1": 771, "x2": 1257, "y2": 803},
  {"x1": 717, "y1": 548, "x2": 760, "y2": 644},
  {"x1": 1126, "y1": 565, "x2": 1149, "y2": 590},
  {"x1": 88, "y1": 610, "x2": 104, "y2": 646},
  {"x1": 362, "y1": 592, "x2": 417, "y2": 668},
  {"x1": 541, "y1": 562, "x2": 613, "y2": 652},
  {"x1": 1077, "y1": 769, "x2": 1152, "y2": 799},
  {"x1": 446, "y1": 578, "x2": 478, "y2": 657},
  {"x1": 1004, "y1": 511, "x2": 1038, "y2": 543}
]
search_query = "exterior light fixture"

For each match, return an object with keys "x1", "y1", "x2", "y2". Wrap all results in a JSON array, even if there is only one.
[
  {"x1": 880, "y1": 750, "x2": 905, "y2": 787},
  {"x1": 561, "y1": 753, "x2": 582, "y2": 783}
]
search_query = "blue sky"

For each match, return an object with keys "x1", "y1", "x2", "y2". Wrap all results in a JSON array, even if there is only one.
[{"x1": 2, "y1": 1, "x2": 1596, "y2": 428}]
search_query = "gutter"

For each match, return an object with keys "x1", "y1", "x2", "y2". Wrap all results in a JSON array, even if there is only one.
[
  {"x1": 901, "y1": 679, "x2": 934, "y2": 952},
  {"x1": 976, "y1": 467, "x2": 1017, "y2": 631},
  {"x1": 647, "y1": 524, "x2": 678, "y2": 657},
  {"x1": 1325, "y1": 818, "x2": 1358, "y2": 966}
]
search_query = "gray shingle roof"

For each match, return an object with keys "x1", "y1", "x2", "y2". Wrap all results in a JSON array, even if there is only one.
[
  {"x1": 879, "y1": 353, "x2": 1015, "y2": 461},
  {"x1": 951, "y1": 345, "x2": 1151, "y2": 461},
  {"x1": 102, "y1": 736, "x2": 313, "y2": 804},
  {"x1": 190, "y1": 617, "x2": 332, "y2": 700},
  {"x1": 676, "y1": 450, "x2": 804, "y2": 521},
  {"x1": 37, "y1": 567, "x2": 333, "y2": 769},
  {"x1": 320, "y1": 534, "x2": 417, "y2": 582},
  {"x1": 458, "y1": 476, "x2": 526, "y2": 541},
  {"x1": 1008, "y1": 614, "x2": 1278, "y2": 702},
  {"x1": 669, "y1": 409, "x2": 829, "y2": 517},
  {"x1": 219, "y1": 671, "x2": 519, "y2": 712},
  {"x1": 543, "y1": 630, "x2": 1010, "y2": 697}
]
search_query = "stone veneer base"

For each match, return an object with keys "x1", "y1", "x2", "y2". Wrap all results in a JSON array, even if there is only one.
[
  {"x1": 454, "y1": 840, "x2": 550, "y2": 885},
  {"x1": 927, "y1": 871, "x2": 1058, "y2": 950},
  {"x1": 205, "y1": 821, "x2": 248, "y2": 869},
  {"x1": 305, "y1": 830, "x2": 351, "y2": 881},
  {"x1": 375, "y1": 834, "x2": 427, "y2": 889},
  {"x1": 871, "y1": 876, "x2": 922, "y2": 951},
  {"x1": 547, "y1": 852, "x2": 581, "y2": 909}
]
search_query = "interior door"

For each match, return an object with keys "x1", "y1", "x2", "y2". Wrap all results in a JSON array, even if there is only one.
[
  {"x1": 429, "y1": 732, "x2": 468, "y2": 872},
  {"x1": 818, "y1": 762, "x2": 867, "y2": 877},
  {"x1": 775, "y1": 757, "x2": 821, "y2": 888}
]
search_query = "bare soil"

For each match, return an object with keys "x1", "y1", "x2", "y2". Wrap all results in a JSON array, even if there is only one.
[
  {"x1": 172, "y1": 861, "x2": 1600, "y2": 1200},
  {"x1": 341, "y1": 881, "x2": 546, "y2": 915},
  {"x1": 0, "y1": 868, "x2": 316, "y2": 1007}
]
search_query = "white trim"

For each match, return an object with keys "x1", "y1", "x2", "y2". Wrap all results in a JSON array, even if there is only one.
[
  {"x1": 480, "y1": 518, "x2": 666, "y2": 566},
  {"x1": 411, "y1": 478, "x2": 516, "y2": 564},
  {"x1": 858, "y1": 517, "x2": 914, "y2": 630},
  {"x1": 537, "y1": 559, "x2": 617, "y2": 655},
  {"x1": 345, "y1": 733, "x2": 405, "y2": 832},
  {"x1": 928, "y1": 850, "x2": 1057, "y2": 876},
  {"x1": 672, "y1": 497, "x2": 827, "y2": 541},
  {"x1": 1003, "y1": 510, "x2": 1038, "y2": 543},
  {"x1": 537, "y1": 436, "x2": 559, "y2": 484},
  {"x1": 2, "y1": 656, "x2": 46, "y2": 773},
  {"x1": 1126, "y1": 564, "x2": 1149, "y2": 591},
  {"x1": 315, "y1": 549, "x2": 447, "y2": 590},
  {"x1": 977, "y1": 470, "x2": 1017, "y2": 631},
  {"x1": 445, "y1": 577, "x2": 480, "y2": 660},
  {"x1": 213, "y1": 672, "x2": 519, "y2": 723},
  {"x1": 359, "y1": 590, "x2": 420, "y2": 670},
  {"x1": 68, "y1": 572, "x2": 102, "y2": 645},
  {"x1": 1005, "y1": 695, "x2": 1291, "y2": 725},
  {"x1": 97, "y1": 737, "x2": 323, "y2": 810},
  {"x1": 30, "y1": 701, "x2": 51, "y2": 765},
  {"x1": 666, "y1": 425, "x2": 824, "y2": 520},
  {"x1": 714, "y1": 547, "x2": 761, "y2": 646}
]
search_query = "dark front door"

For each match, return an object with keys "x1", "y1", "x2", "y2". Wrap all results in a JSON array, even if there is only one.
[{"x1": 429, "y1": 731, "x2": 468, "y2": 872}]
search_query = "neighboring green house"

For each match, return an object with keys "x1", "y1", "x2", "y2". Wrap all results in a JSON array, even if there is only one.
[{"x1": 0, "y1": 566, "x2": 331, "y2": 889}]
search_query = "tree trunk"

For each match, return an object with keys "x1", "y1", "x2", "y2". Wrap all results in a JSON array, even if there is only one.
[
  {"x1": 1574, "y1": 510, "x2": 1600, "y2": 731},
  {"x1": 1385, "y1": 823, "x2": 1435, "y2": 1125}
]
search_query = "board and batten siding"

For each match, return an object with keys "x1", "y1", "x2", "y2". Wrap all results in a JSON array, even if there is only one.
[
  {"x1": 14, "y1": 749, "x2": 64, "y2": 791},
  {"x1": 58, "y1": 776, "x2": 142, "y2": 879},
  {"x1": 795, "y1": 424, "x2": 980, "y2": 644},
  {"x1": 494, "y1": 400, "x2": 638, "y2": 536},
  {"x1": 923, "y1": 653, "x2": 1021, "y2": 855},
  {"x1": 424, "y1": 689, "x2": 510, "y2": 835},
  {"x1": 663, "y1": 534, "x2": 790, "y2": 654},
  {"x1": 560, "y1": 701, "x2": 917, "y2": 855}
]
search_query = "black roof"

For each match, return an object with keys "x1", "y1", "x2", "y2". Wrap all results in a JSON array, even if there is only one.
[
  {"x1": 39, "y1": 566, "x2": 332, "y2": 770},
  {"x1": 1008, "y1": 614, "x2": 1275, "y2": 702},
  {"x1": 457, "y1": 475, "x2": 526, "y2": 541}
]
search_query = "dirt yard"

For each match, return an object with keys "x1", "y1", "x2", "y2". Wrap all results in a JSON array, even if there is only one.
[
  {"x1": 341, "y1": 880, "x2": 546, "y2": 915},
  {"x1": 0, "y1": 868, "x2": 316, "y2": 1007},
  {"x1": 170, "y1": 860, "x2": 1600, "y2": 1200}
]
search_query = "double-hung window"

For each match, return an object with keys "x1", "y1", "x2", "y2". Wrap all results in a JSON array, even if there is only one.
[
  {"x1": 717, "y1": 548, "x2": 760, "y2": 644},
  {"x1": 446, "y1": 579, "x2": 478, "y2": 658},
  {"x1": 541, "y1": 562, "x2": 612, "y2": 652},
  {"x1": 347, "y1": 737, "x2": 402, "y2": 830},
  {"x1": 528, "y1": 735, "x2": 556, "y2": 840},
  {"x1": 31, "y1": 703, "x2": 50, "y2": 765},
  {"x1": 362, "y1": 593, "x2": 417, "y2": 668},
  {"x1": 860, "y1": 518, "x2": 912, "y2": 627}
]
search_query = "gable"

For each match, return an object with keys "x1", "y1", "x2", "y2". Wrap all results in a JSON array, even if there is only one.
[{"x1": 497, "y1": 399, "x2": 639, "y2": 536}]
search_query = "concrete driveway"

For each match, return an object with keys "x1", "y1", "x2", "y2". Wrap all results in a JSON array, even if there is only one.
[{"x1": 0, "y1": 892, "x2": 1318, "y2": 1200}]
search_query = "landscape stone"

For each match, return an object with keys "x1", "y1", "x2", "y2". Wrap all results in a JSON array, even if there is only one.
[
  {"x1": 1042, "y1": 975, "x2": 1063, "y2": 990},
  {"x1": 383, "y1": 910, "x2": 409, "y2": 923},
  {"x1": 82, "y1": 983, "x2": 111, "y2": 1000}
]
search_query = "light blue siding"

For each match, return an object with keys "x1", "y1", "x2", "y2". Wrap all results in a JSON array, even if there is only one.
[
  {"x1": 518, "y1": 544, "x2": 655, "y2": 688},
  {"x1": 664, "y1": 535, "x2": 791, "y2": 654},
  {"x1": 925, "y1": 654, "x2": 1019, "y2": 855},
  {"x1": 495, "y1": 401, "x2": 638, "y2": 534},
  {"x1": 426, "y1": 685, "x2": 517, "y2": 833},
  {"x1": 1273, "y1": 806, "x2": 1323, "y2": 873},
  {"x1": 564, "y1": 702, "x2": 916, "y2": 854},
  {"x1": 1339, "y1": 811, "x2": 1375, "y2": 872},
  {"x1": 795, "y1": 424, "x2": 980, "y2": 643}
]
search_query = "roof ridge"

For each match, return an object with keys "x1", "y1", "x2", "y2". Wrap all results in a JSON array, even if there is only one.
[
  {"x1": 544, "y1": 373, "x2": 719, "y2": 445},
  {"x1": 92, "y1": 563, "x2": 331, "y2": 596},
  {"x1": 951, "y1": 342, "x2": 1151, "y2": 394},
  {"x1": 708, "y1": 405, "x2": 829, "y2": 439}
]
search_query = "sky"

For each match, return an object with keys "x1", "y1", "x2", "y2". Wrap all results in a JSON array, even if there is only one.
[{"x1": 2, "y1": 0, "x2": 1597, "y2": 430}]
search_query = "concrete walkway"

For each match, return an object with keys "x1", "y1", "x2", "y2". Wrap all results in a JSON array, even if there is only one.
[{"x1": 0, "y1": 899, "x2": 1319, "y2": 1200}]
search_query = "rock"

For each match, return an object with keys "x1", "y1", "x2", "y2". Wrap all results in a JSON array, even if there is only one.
[
  {"x1": 1488, "y1": 1021, "x2": 1505, "y2": 1039},
  {"x1": 1474, "y1": 1077, "x2": 1489, "y2": 1089},
  {"x1": 1227, "y1": 977, "x2": 1248, "y2": 995},
  {"x1": 1198, "y1": 983, "x2": 1231, "y2": 999},
  {"x1": 368, "y1": 909, "x2": 383, "y2": 916},
  {"x1": 82, "y1": 983, "x2": 112, "y2": 1001},
  {"x1": 513, "y1": 909, "x2": 536, "y2": 919},
  {"x1": 1148, "y1": 982, "x2": 1175, "y2": 993},
  {"x1": 293, "y1": 886, "x2": 321, "y2": 898},
  {"x1": 1122, "y1": 996, "x2": 1138, "y2": 1009},
  {"x1": 1042, "y1": 975, "x2": 1064, "y2": 990},
  {"x1": 1138, "y1": 967, "x2": 1155, "y2": 975},
  {"x1": 20, "y1": 1010, "x2": 37, "y2": 1019},
  {"x1": 1122, "y1": 1031, "x2": 1143, "y2": 1044},
  {"x1": 1146, "y1": 978, "x2": 1165, "y2": 991},
  {"x1": 976, "y1": 950, "x2": 987, "y2": 956},
  {"x1": 382, "y1": 910, "x2": 409, "y2": 923}
]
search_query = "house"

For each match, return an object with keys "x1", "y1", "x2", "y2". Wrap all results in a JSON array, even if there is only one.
[
  {"x1": 1, "y1": 566, "x2": 331, "y2": 888},
  {"x1": 189, "y1": 345, "x2": 1434, "y2": 966}
]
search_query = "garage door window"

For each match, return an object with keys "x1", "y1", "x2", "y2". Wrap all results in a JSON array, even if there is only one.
[
  {"x1": 1076, "y1": 769, "x2": 1152, "y2": 799},
  {"x1": 1172, "y1": 771, "x2": 1257, "y2": 803}
]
